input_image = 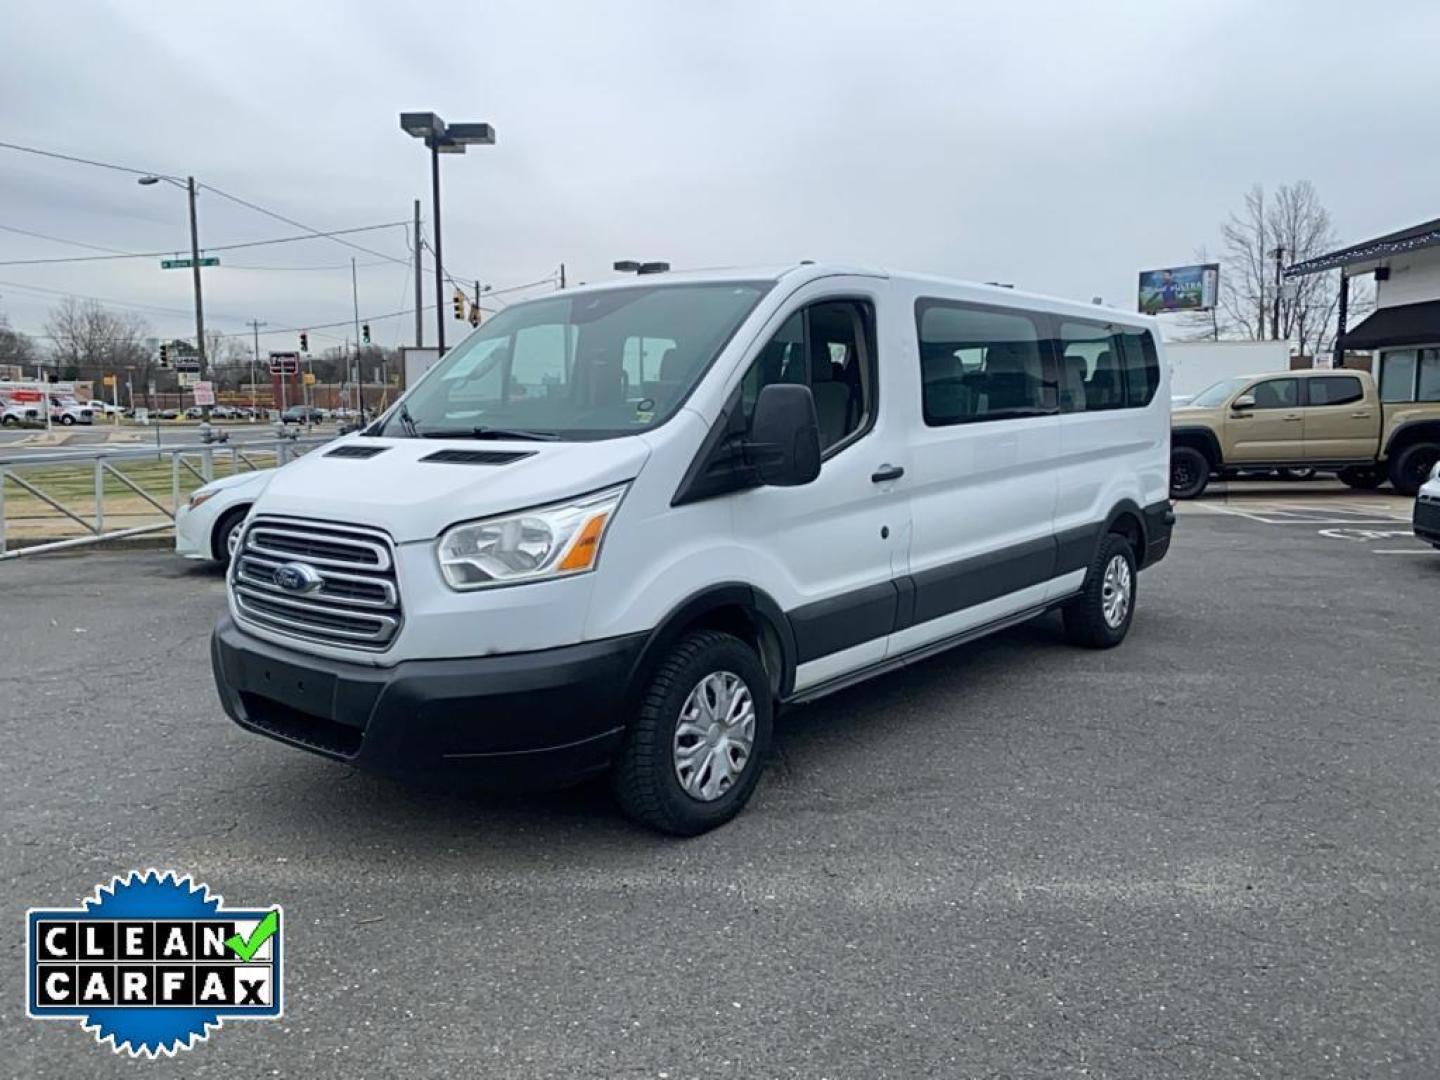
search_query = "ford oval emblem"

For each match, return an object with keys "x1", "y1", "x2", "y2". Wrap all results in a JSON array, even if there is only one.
[{"x1": 272, "y1": 562, "x2": 323, "y2": 594}]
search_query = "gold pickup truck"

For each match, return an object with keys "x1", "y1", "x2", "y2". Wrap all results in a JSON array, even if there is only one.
[{"x1": 1170, "y1": 368, "x2": 1440, "y2": 499}]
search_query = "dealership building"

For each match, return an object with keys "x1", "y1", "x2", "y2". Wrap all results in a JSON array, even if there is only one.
[{"x1": 1286, "y1": 216, "x2": 1440, "y2": 403}]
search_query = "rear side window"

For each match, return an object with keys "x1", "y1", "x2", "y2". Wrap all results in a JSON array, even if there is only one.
[
  {"x1": 1057, "y1": 320, "x2": 1126, "y2": 412},
  {"x1": 1307, "y1": 375, "x2": 1364, "y2": 407},
  {"x1": 916, "y1": 300, "x2": 1051, "y2": 425},
  {"x1": 1121, "y1": 331, "x2": 1160, "y2": 407}
]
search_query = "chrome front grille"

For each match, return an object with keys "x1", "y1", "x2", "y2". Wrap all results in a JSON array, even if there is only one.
[{"x1": 231, "y1": 517, "x2": 402, "y2": 650}]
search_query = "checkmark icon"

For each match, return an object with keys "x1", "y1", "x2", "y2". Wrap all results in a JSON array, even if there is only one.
[{"x1": 225, "y1": 910, "x2": 279, "y2": 962}]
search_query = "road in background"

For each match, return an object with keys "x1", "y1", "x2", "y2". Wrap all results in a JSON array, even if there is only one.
[{"x1": 2, "y1": 514, "x2": 1438, "y2": 1076}]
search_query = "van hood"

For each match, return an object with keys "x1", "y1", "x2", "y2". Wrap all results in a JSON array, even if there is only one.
[{"x1": 253, "y1": 436, "x2": 651, "y2": 543}]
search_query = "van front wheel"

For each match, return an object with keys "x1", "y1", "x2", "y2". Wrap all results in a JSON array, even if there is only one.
[
  {"x1": 1063, "y1": 533, "x2": 1137, "y2": 649},
  {"x1": 612, "y1": 630, "x2": 773, "y2": 836}
]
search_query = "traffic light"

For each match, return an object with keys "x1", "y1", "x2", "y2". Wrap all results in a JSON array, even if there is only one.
[
  {"x1": 299, "y1": 331, "x2": 309, "y2": 352},
  {"x1": 361, "y1": 323, "x2": 371, "y2": 345},
  {"x1": 453, "y1": 290, "x2": 465, "y2": 320},
  {"x1": 468, "y1": 304, "x2": 480, "y2": 328},
  {"x1": 158, "y1": 342, "x2": 170, "y2": 368}
]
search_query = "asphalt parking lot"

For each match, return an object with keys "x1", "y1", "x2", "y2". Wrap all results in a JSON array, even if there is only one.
[{"x1": 2, "y1": 487, "x2": 1438, "y2": 1079}]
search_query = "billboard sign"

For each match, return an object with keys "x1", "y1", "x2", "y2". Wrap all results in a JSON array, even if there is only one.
[
  {"x1": 1138, "y1": 263, "x2": 1219, "y2": 314},
  {"x1": 193, "y1": 380, "x2": 215, "y2": 406},
  {"x1": 268, "y1": 351, "x2": 300, "y2": 376}
]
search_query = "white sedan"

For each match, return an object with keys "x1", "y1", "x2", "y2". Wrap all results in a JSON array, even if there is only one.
[{"x1": 175, "y1": 469, "x2": 273, "y2": 566}]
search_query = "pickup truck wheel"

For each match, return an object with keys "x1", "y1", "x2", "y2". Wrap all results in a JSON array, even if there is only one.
[
  {"x1": 1170, "y1": 446, "x2": 1210, "y2": 499},
  {"x1": 1337, "y1": 466, "x2": 1385, "y2": 490},
  {"x1": 1390, "y1": 443, "x2": 1440, "y2": 497},
  {"x1": 59, "y1": 414, "x2": 75, "y2": 426},
  {"x1": 0, "y1": 415, "x2": 16, "y2": 427},
  {"x1": 612, "y1": 630, "x2": 772, "y2": 836},
  {"x1": 1063, "y1": 533, "x2": 1137, "y2": 649}
]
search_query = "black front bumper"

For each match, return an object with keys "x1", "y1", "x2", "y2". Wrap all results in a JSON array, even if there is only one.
[
  {"x1": 211, "y1": 615, "x2": 645, "y2": 786},
  {"x1": 1415, "y1": 497, "x2": 1440, "y2": 549}
]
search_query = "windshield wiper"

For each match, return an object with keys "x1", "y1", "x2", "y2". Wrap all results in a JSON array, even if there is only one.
[{"x1": 419, "y1": 426, "x2": 560, "y2": 442}]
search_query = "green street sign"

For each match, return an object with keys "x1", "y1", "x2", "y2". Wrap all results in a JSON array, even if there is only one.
[{"x1": 160, "y1": 256, "x2": 220, "y2": 269}]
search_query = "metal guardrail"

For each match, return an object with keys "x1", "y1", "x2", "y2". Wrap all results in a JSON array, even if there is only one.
[{"x1": 0, "y1": 434, "x2": 333, "y2": 559}]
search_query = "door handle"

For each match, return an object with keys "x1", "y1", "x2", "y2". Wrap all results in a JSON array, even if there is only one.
[
  {"x1": 1283, "y1": 414, "x2": 1302, "y2": 421},
  {"x1": 1351, "y1": 411, "x2": 1372, "y2": 419},
  {"x1": 871, "y1": 464, "x2": 905, "y2": 483}
]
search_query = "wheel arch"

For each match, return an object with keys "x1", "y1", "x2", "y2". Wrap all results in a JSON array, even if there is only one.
[
  {"x1": 1172, "y1": 426, "x2": 1222, "y2": 466},
  {"x1": 210, "y1": 503, "x2": 253, "y2": 562},
  {"x1": 623, "y1": 583, "x2": 798, "y2": 711},
  {"x1": 1383, "y1": 419, "x2": 1440, "y2": 459},
  {"x1": 1101, "y1": 499, "x2": 1148, "y2": 568}
]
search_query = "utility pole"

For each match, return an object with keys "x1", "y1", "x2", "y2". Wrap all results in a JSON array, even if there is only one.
[
  {"x1": 187, "y1": 177, "x2": 208, "y2": 420},
  {"x1": 1271, "y1": 245, "x2": 1284, "y2": 341},
  {"x1": 352, "y1": 257, "x2": 364, "y2": 419},
  {"x1": 247, "y1": 319, "x2": 266, "y2": 419},
  {"x1": 413, "y1": 198, "x2": 423, "y2": 348},
  {"x1": 559, "y1": 262, "x2": 566, "y2": 289},
  {"x1": 474, "y1": 280, "x2": 481, "y2": 325}
]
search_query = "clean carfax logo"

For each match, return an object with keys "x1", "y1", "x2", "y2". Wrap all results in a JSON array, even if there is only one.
[{"x1": 26, "y1": 870, "x2": 283, "y2": 1057}]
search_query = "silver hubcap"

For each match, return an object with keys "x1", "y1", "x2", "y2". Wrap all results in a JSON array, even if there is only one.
[
  {"x1": 1101, "y1": 554, "x2": 1132, "y2": 629},
  {"x1": 673, "y1": 671, "x2": 755, "y2": 802}
]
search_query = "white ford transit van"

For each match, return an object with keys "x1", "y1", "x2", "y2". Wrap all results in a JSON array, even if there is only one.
[{"x1": 212, "y1": 264, "x2": 1173, "y2": 834}]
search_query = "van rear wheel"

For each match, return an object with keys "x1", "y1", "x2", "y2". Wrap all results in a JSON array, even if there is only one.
[
  {"x1": 1063, "y1": 533, "x2": 1137, "y2": 649},
  {"x1": 1170, "y1": 446, "x2": 1210, "y2": 499},
  {"x1": 612, "y1": 630, "x2": 772, "y2": 836}
]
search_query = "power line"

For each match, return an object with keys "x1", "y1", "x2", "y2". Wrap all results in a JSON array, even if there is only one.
[
  {"x1": 0, "y1": 221, "x2": 410, "y2": 266},
  {"x1": 0, "y1": 139, "x2": 413, "y2": 268},
  {"x1": 0, "y1": 139, "x2": 177, "y2": 181}
]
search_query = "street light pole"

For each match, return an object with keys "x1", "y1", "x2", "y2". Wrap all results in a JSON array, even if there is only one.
[
  {"x1": 400, "y1": 112, "x2": 495, "y2": 357},
  {"x1": 247, "y1": 318, "x2": 266, "y2": 419},
  {"x1": 1271, "y1": 245, "x2": 1284, "y2": 342},
  {"x1": 430, "y1": 137, "x2": 445, "y2": 353}
]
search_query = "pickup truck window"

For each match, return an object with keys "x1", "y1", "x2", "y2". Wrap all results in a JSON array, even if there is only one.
[
  {"x1": 1307, "y1": 375, "x2": 1364, "y2": 407},
  {"x1": 1189, "y1": 377, "x2": 1248, "y2": 408},
  {"x1": 1251, "y1": 379, "x2": 1299, "y2": 409}
]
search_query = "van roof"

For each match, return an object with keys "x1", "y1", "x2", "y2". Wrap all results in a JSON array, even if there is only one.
[{"x1": 548, "y1": 262, "x2": 1157, "y2": 329}]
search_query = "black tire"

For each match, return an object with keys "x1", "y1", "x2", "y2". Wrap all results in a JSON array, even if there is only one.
[
  {"x1": 211, "y1": 505, "x2": 249, "y2": 567},
  {"x1": 1337, "y1": 466, "x2": 1385, "y2": 490},
  {"x1": 1170, "y1": 446, "x2": 1210, "y2": 499},
  {"x1": 1063, "y1": 533, "x2": 1137, "y2": 650},
  {"x1": 612, "y1": 630, "x2": 773, "y2": 836},
  {"x1": 59, "y1": 414, "x2": 75, "y2": 426},
  {"x1": 1389, "y1": 443, "x2": 1440, "y2": 497},
  {"x1": 1, "y1": 415, "x2": 16, "y2": 427}
]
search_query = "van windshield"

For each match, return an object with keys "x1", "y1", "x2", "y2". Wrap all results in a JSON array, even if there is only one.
[
  {"x1": 1188, "y1": 377, "x2": 1249, "y2": 408},
  {"x1": 385, "y1": 281, "x2": 771, "y2": 440}
]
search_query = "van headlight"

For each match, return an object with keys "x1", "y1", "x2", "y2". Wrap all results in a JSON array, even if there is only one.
[{"x1": 436, "y1": 485, "x2": 626, "y2": 590}]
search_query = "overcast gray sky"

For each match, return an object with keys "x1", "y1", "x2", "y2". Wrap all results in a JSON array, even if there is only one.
[{"x1": 2, "y1": 0, "x2": 1437, "y2": 354}]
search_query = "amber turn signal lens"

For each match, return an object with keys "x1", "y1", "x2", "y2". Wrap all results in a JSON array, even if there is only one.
[{"x1": 557, "y1": 511, "x2": 610, "y2": 572}]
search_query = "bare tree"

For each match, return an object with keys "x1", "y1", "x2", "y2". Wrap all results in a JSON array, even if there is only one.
[
  {"x1": 1215, "y1": 181, "x2": 1347, "y2": 357},
  {"x1": 44, "y1": 297, "x2": 156, "y2": 403},
  {"x1": 0, "y1": 313, "x2": 39, "y2": 370}
]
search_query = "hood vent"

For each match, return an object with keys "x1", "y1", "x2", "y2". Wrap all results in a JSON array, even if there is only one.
[
  {"x1": 420, "y1": 449, "x2": 534, "y2": 466},
  {"x1": 325, "y1": 445, "x2": 390, "y2": 460}
]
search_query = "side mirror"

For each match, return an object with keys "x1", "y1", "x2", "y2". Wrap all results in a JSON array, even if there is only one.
[
  {"x1": 1232, "y1": 393, "x2": 1256, "y2": 411},
  {"x1": 746, "y1": 383, "x2": 821, "y2": 487}
]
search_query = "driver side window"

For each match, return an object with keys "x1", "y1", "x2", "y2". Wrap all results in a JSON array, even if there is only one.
[
  {"x1": 1251, "y1": 378, "x2": 1299, "y2": 409},
  {"x1": 740, "y1": 299, "x2": 875, "y2": 453}
]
